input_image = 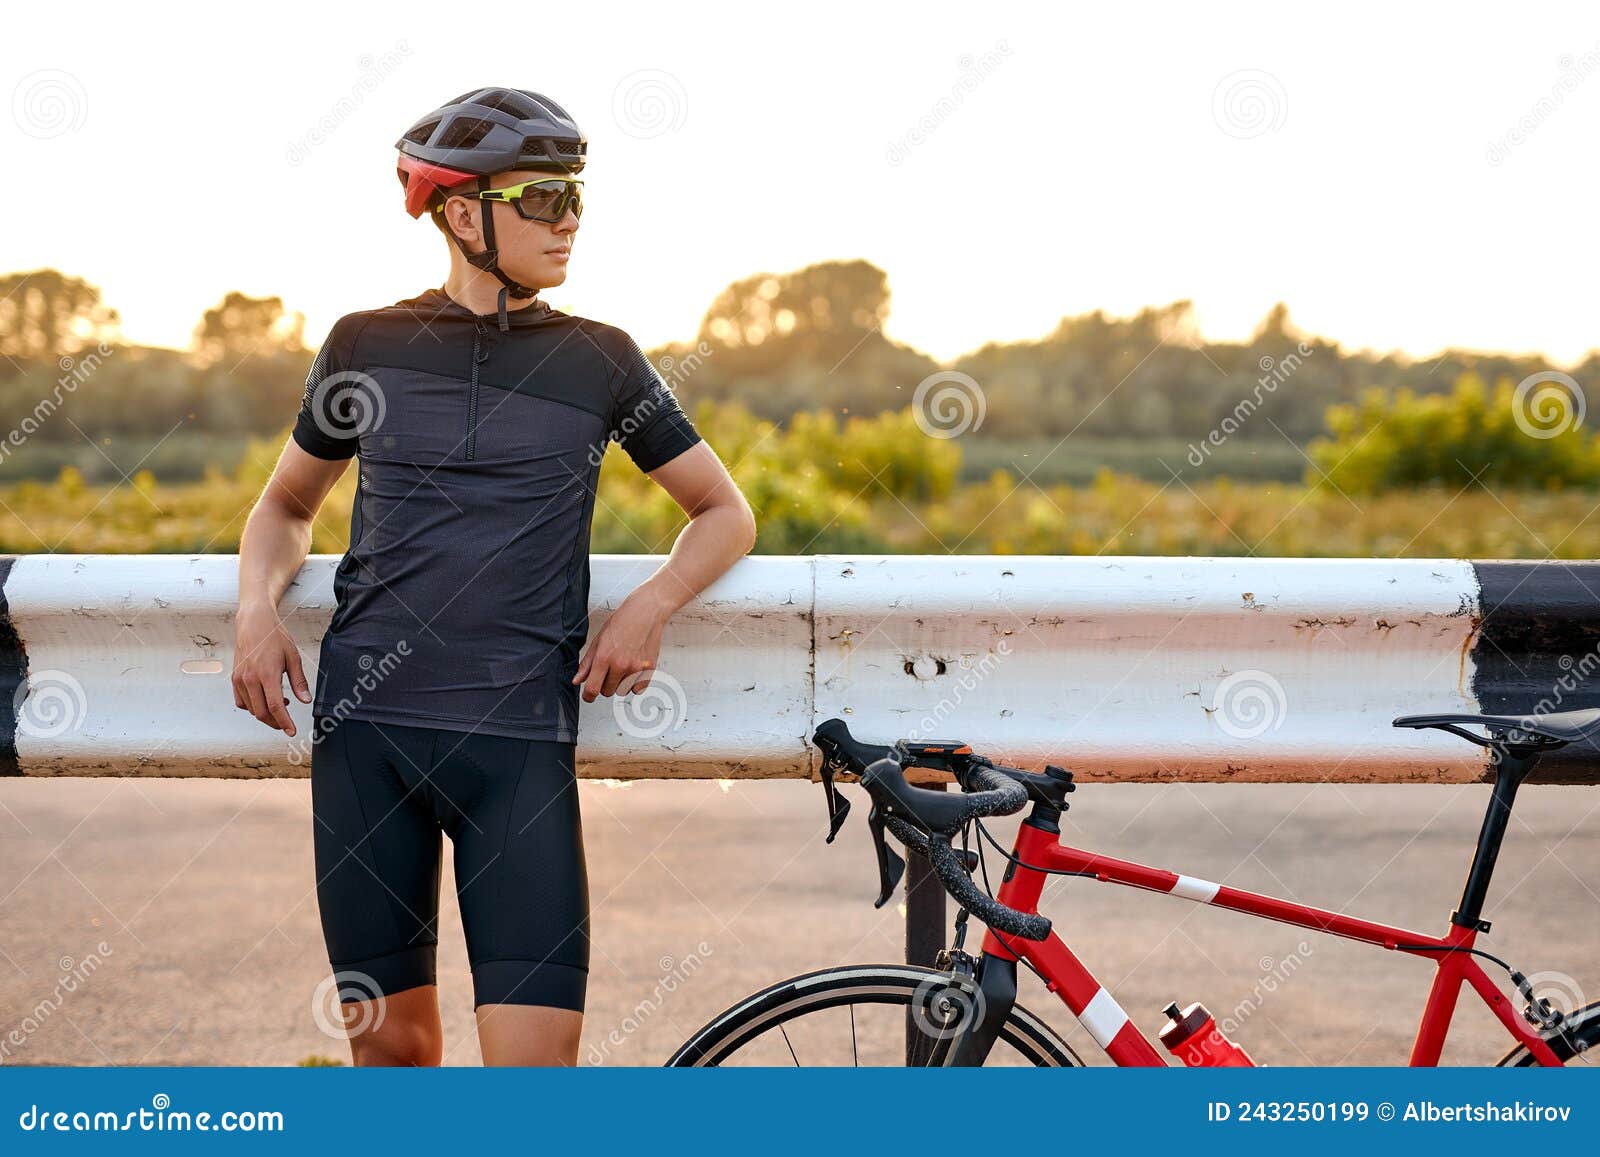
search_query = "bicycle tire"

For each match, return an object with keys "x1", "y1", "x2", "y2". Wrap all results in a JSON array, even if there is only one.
[
  {"x1": 666, "y1": 964, "x2": 1083, "y2": 1067},
  {"x1": 1498, "y1": 1000, "x2": 1600, "y2": 1066}
]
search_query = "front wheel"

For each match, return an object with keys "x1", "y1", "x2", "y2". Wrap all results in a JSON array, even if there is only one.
[{"x1": 666, "y1": 964, "x2": 1083, "y2": 1067}]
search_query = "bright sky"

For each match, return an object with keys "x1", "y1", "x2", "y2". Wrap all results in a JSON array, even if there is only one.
[{"x1": 6, "y1": 2, "x2": 1599, "y2": 364}]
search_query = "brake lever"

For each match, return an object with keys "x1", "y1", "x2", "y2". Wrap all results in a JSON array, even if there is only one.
[
  {"x1": 817, "y1": 753, "x2": 852, "y2": 843},
  {"x1": 866, "y1": 804, "x2": 907, "y2": 908}
]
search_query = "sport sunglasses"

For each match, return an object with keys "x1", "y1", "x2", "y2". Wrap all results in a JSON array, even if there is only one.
[{"x1": 439, "y1": 175, "x2": 585, "y2": 223}]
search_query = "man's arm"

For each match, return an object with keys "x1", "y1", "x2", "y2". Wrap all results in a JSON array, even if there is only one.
[
  {"x1": 233, "y1": 439, "x2": 351, "y2": 736},
  {"x1": 572, "y1": 442, "x2": 757, "y2": 701}
]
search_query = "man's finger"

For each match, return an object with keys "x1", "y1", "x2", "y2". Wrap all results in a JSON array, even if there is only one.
[
  {"x1": 285, "y1": 647, "x2": 312, "y2": 704},
  {"x1": 243, "y1": 679, "x2": 271, "y2": 728},
  {"x1": 266, "y1": 679, "x2": 298, "y2": 737},
  {"x1": 582, "y1": 658, "x2": 608, "y2": 702}
]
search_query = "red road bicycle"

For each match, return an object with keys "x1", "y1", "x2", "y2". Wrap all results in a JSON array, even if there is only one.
[{"x1": 668, "y1": 709, "x2": 1599, "y2": 1067}]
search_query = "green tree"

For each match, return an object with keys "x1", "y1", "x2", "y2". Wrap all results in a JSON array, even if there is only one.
[
  {"x1": 0, "y1": 269, "x2": 119, "y2": 366},
  {"x1": 1307, "y1": 374, "x2": 1600, "y2": 494}
]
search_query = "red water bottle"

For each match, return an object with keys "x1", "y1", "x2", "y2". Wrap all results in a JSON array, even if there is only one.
[{"x1": 1159, "y1": 1002, "x2": 1256, "y2": 1066}]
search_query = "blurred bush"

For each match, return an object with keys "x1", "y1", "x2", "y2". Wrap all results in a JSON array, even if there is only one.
[{"x1": 1308, "y1": 374, "x2": 1600, "y2": 494}]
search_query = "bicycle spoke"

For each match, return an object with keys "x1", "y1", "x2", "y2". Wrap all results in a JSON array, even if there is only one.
[
  {"x1": 849, "y1": 1005, "x2": 859, "y2": 1067},
  {"x1": 779, "y1": 1023, "x2": 800, "y2": 1067}
]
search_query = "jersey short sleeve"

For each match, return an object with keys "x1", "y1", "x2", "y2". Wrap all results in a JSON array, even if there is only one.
[
  {"x1": 605, "y1": 328, "x2": 702, "y2": 473},
  {"x1": 292, "y1": 314, "x2": 366, "y2": 461}
]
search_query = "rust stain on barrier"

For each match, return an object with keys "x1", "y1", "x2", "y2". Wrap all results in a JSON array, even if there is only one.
[
  {"x1": 1294, "y1": 616, "x2": 1356, "y2": 631},
  {"x1": 1457, "y1": 613, "x2": 1483, "y2": 696}
]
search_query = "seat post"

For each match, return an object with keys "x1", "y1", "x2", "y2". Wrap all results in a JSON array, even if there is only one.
[{"x1": 1452, "y1": 744, "x2": 1539, "y2": 929}]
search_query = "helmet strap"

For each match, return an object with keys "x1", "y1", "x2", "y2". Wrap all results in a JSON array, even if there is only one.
[{"x1": 441, "y1": 176, "x2": 537, "y2": 332}]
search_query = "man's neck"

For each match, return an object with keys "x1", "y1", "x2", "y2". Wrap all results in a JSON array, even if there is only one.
[{"x1": 441, "y1": 263, "x2": 543, "y2": 317}]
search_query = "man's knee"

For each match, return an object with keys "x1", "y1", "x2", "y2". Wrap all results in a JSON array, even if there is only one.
[{"x1": 346, "y1": 997, "x2": 443, "y2": 1067}]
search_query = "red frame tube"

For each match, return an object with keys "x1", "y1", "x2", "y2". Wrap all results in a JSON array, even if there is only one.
[{"x1": 979, "y1": 823, "x2": 1565, "y2": 1066}]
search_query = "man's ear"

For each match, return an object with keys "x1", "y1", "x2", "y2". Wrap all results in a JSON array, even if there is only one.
[{"x1": 439, "y1": 195, "x2": 481, "y2": 246}]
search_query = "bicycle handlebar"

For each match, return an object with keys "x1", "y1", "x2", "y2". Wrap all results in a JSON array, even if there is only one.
[
  {"x1": 814, "y1": 717, "x2": 1056, "y2": 941},
  {"x1": 861, "y1": 756, "x2": 1028, "y2": 834}
]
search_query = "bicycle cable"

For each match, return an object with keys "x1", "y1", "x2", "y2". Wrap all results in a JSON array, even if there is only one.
[{"x1": 973, "y1": 818, "x2": 1098, "y2": 879}]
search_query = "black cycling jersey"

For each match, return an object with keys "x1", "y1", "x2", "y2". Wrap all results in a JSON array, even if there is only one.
[{"x1": 292, "y1": 288, "x2": 702, "y2": 742}]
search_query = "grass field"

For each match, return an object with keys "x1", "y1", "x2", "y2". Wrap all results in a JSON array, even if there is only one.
[{"x1": 4, "y1": 460, "x2": 1597, "y2": 559}]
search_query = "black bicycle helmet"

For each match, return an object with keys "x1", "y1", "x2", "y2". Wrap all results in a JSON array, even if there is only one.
[{"x1": 396, "y1": 88, "x2": 587, "y2": 325}]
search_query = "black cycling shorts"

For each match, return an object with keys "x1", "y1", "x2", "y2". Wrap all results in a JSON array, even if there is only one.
[{"x1": 309, "y1": 715, "x2": 589, "y2": 1011}]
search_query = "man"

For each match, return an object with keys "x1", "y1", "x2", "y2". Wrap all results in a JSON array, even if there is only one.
[{"x1": 232, "y1": 88, "x2": 756, "y2": 1066}]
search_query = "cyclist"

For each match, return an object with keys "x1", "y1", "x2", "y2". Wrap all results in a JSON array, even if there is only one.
[{"x1": 231, "y1": 88, "x2": 757, "y2": 1066}]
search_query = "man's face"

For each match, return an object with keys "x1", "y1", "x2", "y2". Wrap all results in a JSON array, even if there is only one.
[{"x1": 441, "y1": 168, "x2": 580, "y2": 290}]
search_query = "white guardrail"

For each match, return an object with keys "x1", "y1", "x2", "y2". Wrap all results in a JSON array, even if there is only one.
[{"x1": 1, "y1": 554, "x2": 1596, "y2": 783}]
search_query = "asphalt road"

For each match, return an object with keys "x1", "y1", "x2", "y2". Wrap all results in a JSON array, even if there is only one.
[{"x1": 1, "y1": 777, "x2": 1596, "y2": 1066}]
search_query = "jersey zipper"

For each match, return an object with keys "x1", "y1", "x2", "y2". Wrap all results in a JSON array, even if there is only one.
[{"x1": 467, "y1": 318, "x2": 489, "y2": 460}]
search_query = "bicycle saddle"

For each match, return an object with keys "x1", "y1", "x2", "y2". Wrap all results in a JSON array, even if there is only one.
[{"x1": 1393, "y1": 707, "x2": 1600, "y2": 747}]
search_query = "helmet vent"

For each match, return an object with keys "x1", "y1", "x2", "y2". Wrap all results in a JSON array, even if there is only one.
[
  {"x1": 476, "y1": 90, "x2": 538, "y2": 116},
  {"x1": 435, "y1": 116, "x2": 495, "y2": 150}
]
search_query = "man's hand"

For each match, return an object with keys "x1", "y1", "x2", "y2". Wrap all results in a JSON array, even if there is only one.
[
  {"x1": 572, "y1": 586, "x2": 672, "y2": 702},
  {"x1": 232, "y1": 603, "x2": 312, "y2": 736}
]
